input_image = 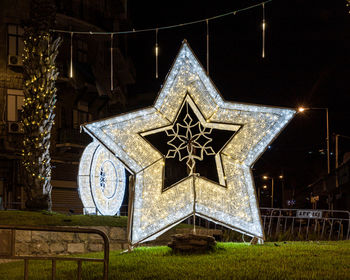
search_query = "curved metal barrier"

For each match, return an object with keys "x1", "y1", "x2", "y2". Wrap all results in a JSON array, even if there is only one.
[
  {"x1": 260, "y1": 208, "x2": 350, "y2": 241},
  {"x1": 0, "y1": 225, "x2": 109, "y2": 280}
]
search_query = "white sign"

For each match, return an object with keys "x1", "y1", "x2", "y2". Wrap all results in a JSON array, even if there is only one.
[{"x1": 296, "y1": 210, "x2": 322, "y2": 219}]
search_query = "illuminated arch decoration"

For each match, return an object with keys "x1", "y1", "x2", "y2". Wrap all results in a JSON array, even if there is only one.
[
  {"x1": 80, "y1": 41, "x2": 295, "y2": 244},
  {"x1": 78, "y1": 141, "x2": 126, "y2": 215}
]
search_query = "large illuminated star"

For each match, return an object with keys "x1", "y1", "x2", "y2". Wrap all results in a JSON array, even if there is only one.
[{"x1": 82, "y1": 41, "x2": 295, "y2": 244}]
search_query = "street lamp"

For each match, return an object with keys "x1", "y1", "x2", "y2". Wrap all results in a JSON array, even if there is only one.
[
  {"x1": 262, "y1": 175, "x2": 285, "y2": 208},
  {"x1": 298, "y1": 106, "x2": 330, "y2": 174},
  {"x1": 258, "y1": 185, "x2": 268, "y2": 205},
  {"x1": 262, "y1": 176, "x2": 274, "y2": 208}
]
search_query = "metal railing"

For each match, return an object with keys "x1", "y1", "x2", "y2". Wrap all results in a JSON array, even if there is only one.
[
  {"x1": 118, "y1": 204, "x2": 350, "y2": 241},
  {"x1": 0, "y1": 225, "x2": 109, "y2": 280},
  {"x1": 57, "y1": 128, "x2": 92, "y2": 146},
  {"x1": 260, "y1": 208, "x2": 350, "y2": 241}
]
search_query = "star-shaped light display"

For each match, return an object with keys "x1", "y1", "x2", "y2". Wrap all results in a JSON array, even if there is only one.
[{"x1": 79, "y1": 41, "x2": 295, "y2": 244}]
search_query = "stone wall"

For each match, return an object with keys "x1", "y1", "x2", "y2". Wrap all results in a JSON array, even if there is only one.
[
  {"x1": 9, "y1": 226, "x2": 128, "y2": 257},
  {"x1": 0, "y1": 226, "x2": 222, "y2": 261}
]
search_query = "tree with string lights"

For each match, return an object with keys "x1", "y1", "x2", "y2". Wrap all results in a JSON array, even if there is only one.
[{"x1": 21, "y1": 0, "x2": 61, "y2": 210}]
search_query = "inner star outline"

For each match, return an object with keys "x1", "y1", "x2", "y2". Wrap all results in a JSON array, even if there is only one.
[{"x1": 142, "y1": 94, "x2": 239, "y2": 189}]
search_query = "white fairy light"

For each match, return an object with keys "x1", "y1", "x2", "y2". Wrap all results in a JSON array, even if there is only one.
[
  {"x1": 78, "y1": 140, "x2": 126, "y2": 215},
  {"x1": 80, "y1": 41, "x2": 295, "y2": 244},
  {"x1": 69, "y1": 32, "x2": 73, "y2": 78},
  {"x1": 262, "y1": 3, "x2": 266, "y2": 58}
]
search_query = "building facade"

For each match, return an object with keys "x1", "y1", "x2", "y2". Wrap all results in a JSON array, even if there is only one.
[
  {"x1": 308, "y1": 158, "x2": 350, "y2": 211},
  {"x1": 0, "y1": 0, "x2": 134, "y2": 213}
]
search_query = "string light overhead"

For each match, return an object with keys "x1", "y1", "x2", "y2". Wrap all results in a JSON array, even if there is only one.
[
  {"x1": 69, "y1": 32, "x2": 73, "y2": 78},
  {"x1": 155, "y1": 28, "x2": 159, "y2": 79},
  {"x1": 206, "y1": 19, "x2": 209, "y2": 75},
  {"x1": 110, "y1": 33, "x2": 114, "y2": 91},
  {"x1": 51, "y1": 1, "x2": 271, "y2": 36},
  {"x1": 55, "y1": 1, "x2": 271, "y2": 83},
  {"x1": 262, "y1": 3, "x2": 266, "y2": 58}
]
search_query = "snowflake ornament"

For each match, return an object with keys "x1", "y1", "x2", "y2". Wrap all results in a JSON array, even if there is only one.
[{"x1": 165, "y1": 102, "x2": 215, "y2": 174}]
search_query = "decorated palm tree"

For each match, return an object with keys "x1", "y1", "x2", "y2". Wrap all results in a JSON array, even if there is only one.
[{"x1": 21, "y1": 0, "x2": 61, "y2": 210}]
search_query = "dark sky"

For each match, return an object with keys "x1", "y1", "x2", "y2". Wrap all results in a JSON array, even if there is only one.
[{"x1": 126, "y1": 0, "x2": 350, "y2": 206}]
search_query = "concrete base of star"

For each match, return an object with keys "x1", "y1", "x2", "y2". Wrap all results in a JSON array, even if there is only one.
[{"x1": 168, "y1": 233, "x2": 216, "y2": 253}]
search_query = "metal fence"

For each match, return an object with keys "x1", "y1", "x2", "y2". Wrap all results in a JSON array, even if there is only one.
[
  {"x1": 0, "y1": 225, "x2": 109, "y2": 280},
  {"x1": 116, "y1": 205, "x2": 349, "y2": 241},
  {"x1": 260, "y1": 208, "x2": 350, "y2": 241},
  {"x1": 117, "y1": 204, "x2": 350, "y2": 241}
]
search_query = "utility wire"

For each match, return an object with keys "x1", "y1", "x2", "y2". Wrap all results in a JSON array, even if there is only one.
[{"x1": 50, "y1": 0, "x2": 272, "y2": 35}]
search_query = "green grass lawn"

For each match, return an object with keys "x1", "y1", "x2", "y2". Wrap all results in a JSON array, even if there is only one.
[
  {"x1": 0, "y1": 210, "x2": 199, "y2": 229},
  {"x1": 0, "y1": 241, "x2": 349, "y2": 280},
  {"x1": 0, "y1": 210, "x2": 127, "y2": 227}
]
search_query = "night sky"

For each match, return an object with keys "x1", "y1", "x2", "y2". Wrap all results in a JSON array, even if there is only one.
[{"x1": 125, "y1": 0, "x2": 350, "y2": 207}]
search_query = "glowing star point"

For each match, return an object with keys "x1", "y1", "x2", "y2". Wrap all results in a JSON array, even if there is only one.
[{"x1": 79, "y1": 41, "x2": 296, "y2": 244}]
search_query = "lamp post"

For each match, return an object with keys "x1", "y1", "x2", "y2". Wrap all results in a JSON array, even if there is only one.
[
  {"x1": 263, "y1": 176, "x2": 274, "y2": 208},
  {"x1": 278, "y1": 174, "x2": 285, "y2": 208},
  {"x1": 262, "y1": 175, "x2": 284, "y2": 208},
  {"x1": 257, "y1": 184, "x2": 268, "y2": 205},
  {"x1": 298, "y1": 107, "x2": 330, "y2": 174}
]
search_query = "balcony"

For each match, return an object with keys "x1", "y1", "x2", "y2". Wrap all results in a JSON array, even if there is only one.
[{"x1": 56, "y1": 128, "x2": 92, "y2": 148}]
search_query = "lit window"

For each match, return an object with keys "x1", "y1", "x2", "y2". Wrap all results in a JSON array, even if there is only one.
[
  {"x1": 7, "y1": 89, "x2": 24, "y2": 122},
  {"x1": 8, "y1": 24, "x2": 24, "y2": 56}
]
